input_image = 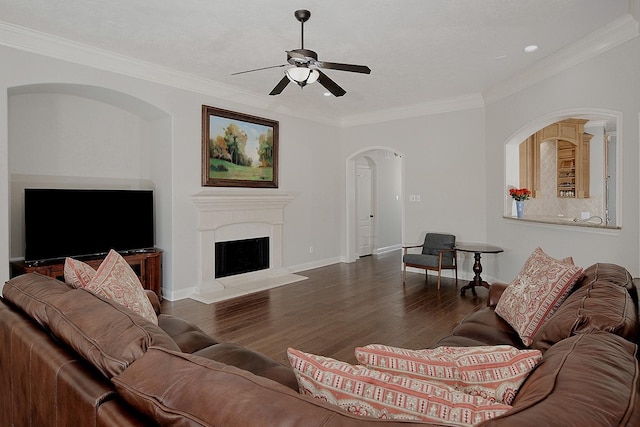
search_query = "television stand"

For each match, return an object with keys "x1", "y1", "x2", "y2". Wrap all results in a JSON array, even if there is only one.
[{"x1": 10, "y1": 249, "x2": 163, "y2": 300}]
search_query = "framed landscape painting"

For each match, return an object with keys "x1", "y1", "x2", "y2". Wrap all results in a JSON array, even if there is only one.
[{"x1": 201, "y1": 105, "x2": 278, "y2": 188}]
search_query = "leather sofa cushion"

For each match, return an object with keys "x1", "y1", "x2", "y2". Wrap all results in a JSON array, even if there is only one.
[
  {"x1": 113, "y1": 347, "x2": 434, "y2": 427},
  {"x1": 45, "y1": 288, "x2": 180, "y2": 378},
  {"x1": 532, "y1": 280, "x2": 637, "y2": 352},
  {"x1": 575, "y1": 262, "x2": 634, "y2": 291},
  {"x1": 193, "y1": 342, "x2": 298, "y2": 391},
  {"x1": 449, "y1": 308, "x2": 527, "y2": 349},
  {"x1": 158, "y1": 313, "x2": 219, "y2": 354},
  {"x1": 2, "y1": 273, "x2": 72, "y2": 327},
  {"x1": 482, "y1": 332, "x2": 640, "y2": 426}
]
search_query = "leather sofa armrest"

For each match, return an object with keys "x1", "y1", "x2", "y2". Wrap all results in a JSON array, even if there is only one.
[
  {"x1": 487, "y1": 282, "x2": 509, "y2": 307},
  {"x1": 145, "y1": 290, "x2": 161, "y2": 315}
]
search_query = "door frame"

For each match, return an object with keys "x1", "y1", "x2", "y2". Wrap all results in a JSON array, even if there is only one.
[{"x1": 345, "y1": 146, "x2": 405, "y2": 263}]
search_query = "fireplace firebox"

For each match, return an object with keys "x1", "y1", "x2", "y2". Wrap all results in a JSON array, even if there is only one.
[{"x1": 215, "y1": 237, "x2": 269, "y2": 278}]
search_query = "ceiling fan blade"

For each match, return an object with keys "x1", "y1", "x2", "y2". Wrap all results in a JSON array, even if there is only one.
[
  {"x1": 269, "y1": 76, "x2": 291, "y2": 95},
  {"x1": 317, "y1": 71, "x2": 346, "y2": 97},
  {"x1": 286, "y1": 50, "x2": 305, "y2": 60},
  {"x1": 231, "y1": 64, "x2": 288, "y2": 76},
  {"x1": 317, "y1": 61, "x2": 371, "y2": 74}
]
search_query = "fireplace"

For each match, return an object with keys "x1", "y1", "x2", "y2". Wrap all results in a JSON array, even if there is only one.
[
  {"x1": 215, "y1": 237, "x2": 269, "y2": 278},
  {"x1": 190, "y1": 192, "x2": 307, "y2": 303}
]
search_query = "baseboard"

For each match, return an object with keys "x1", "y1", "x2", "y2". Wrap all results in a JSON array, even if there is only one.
[
  {"x1": 288, "y1": 257, "x2": 342, "y2": 274},
  {"x1": 375, "y1": 244, "x2": 402, "y2": 255}
]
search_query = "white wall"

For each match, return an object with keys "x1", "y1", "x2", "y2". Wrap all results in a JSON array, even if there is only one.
[
  {"x1": 485, "y1": 36, "x2": 640, "y2": 281},
  {"x1": 0, "y1": 45, "x2": 343, "y2": 299},
  {"x1": 9, "y1": 93, "x2": 153, "y2": 179},
  {"x1": 340, "y1": 108, "x2": 488, "y2": 276}
]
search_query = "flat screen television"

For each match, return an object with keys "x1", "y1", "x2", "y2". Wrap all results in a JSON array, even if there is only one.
[{"x1": 24, "y1": 188, "x2": 154, "y2": 263}]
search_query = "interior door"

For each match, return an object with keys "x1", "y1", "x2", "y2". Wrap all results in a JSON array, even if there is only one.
[{"x1": 357, "y1": 166, "x2": 373, "y2": 257}]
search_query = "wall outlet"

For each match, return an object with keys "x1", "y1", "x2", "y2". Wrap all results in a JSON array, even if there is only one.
[
  {"x1": 415, "y1": 195, "x2": 421, "y2": 202},
  {"x1": 409, "y1": 194, "x2": 416, "y2": 202},
  {"x1": 309, "y1": 245, "x2": 314, "y2": 253}
]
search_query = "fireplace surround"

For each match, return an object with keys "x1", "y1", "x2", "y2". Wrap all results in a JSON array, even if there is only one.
[{"x1": 190, "y1": 192, "x2": 306, "y2": 303}]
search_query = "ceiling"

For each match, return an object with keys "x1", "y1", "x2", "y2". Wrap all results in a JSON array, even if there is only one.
[{"x1": 0, "y1": 0, "x2": 634, "y2": 124}]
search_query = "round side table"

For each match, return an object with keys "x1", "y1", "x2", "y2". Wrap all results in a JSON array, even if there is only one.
[{"x1": 455, "y1": 243, "x2": 504, "y2": 296}]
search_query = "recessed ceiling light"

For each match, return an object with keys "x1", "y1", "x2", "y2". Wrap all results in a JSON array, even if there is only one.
[
  {"x1": 494, "y1": 54, "x2": 508, "y2": 60},
  {"x1": 323, "y1": 92, "x2": 331, "y2": 97},
  {"x1": 523, "y1": 45, "x2": 539, "y2": 53}
]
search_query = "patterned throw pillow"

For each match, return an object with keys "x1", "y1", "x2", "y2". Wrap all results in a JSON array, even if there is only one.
[
  {"x1": 64, "y1": 257, "x2": 96, "y2": 288},
  {"x1": 355, "y1": 344, "x2": 542, "y2": 405},
  {"x1": 495, "y1": 247, "x2": 584, "y2": 346},
  {"x1": 559, "y1": 256, "x2": 575, "y2": 265},
  {"x1": 84, "y1": 250, "x2": 158, "y2": 324},
  {"x1": 287, "y1": 348, "x2": 512, "y2": 426}
]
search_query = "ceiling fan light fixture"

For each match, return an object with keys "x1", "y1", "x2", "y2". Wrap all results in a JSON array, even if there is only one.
[{"x1": 285, "y1": 67, "x2": 319, "y2": 87}]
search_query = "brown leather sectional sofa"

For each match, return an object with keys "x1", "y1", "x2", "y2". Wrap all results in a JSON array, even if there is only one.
[{"x1": 1, "y1": 263, "x2": 639, "y2": 426}]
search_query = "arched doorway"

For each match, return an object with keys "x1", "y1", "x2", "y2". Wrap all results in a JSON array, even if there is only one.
[{"x1": 345, "y1": 147, "x2": 404, "y2": 262}]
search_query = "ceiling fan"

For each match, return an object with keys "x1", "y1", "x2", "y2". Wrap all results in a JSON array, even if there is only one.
[{"x1": 231, "y1": 9, "x2": 371, "y2": 97}]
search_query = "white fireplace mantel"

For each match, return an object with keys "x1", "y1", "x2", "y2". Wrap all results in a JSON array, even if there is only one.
[
  {"x1": 189, "y1": 191, "x2": 306, "y2": 303},
  {"x1": 191, "y1": 192, "x2": 295, "y2": 213}
]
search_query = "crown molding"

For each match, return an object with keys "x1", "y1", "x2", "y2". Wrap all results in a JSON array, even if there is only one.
[
  {"x1": 342, "y1": 13, "x2": 639, "y2": 125},
  {"x1": 483, "y1": 14, "x2": 639, "y2": 105},
  {"x1": 339, "y1": 93, "x2": 485, "y2": 128},
  {"x1": 0, "y1": 12, "x2": 637, "y2": 128},
  {"x1": 0, "y1": 21, "x2": 341, "y2": 126}
]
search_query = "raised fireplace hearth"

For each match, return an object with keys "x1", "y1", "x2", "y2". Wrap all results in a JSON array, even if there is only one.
[{"x1": 190, "y1": 192, "x2": 306, "y2": 303}]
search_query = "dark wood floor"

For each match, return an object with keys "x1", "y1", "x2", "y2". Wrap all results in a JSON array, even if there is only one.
[{"x1": 161, "y1": 250, "x2": 487, "y2": 365}]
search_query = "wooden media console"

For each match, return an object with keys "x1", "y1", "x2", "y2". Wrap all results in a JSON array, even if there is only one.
[{"x1": 10, "y1": 249, "x2": 163, "y2": 300}]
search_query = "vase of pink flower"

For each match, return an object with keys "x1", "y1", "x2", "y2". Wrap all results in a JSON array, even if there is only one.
[{"x1": 509, "y1": 188, "x2": 531, "y2": 218}]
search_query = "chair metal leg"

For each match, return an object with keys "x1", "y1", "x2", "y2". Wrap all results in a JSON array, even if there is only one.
[{"x1": 402, "y1": 263, "x2": 406, "y2": 284}]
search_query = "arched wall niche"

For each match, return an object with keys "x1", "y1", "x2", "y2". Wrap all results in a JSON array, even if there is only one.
[
  {"x1": 504, "y1": 108, "x2": 621, "y2": 228},
  {"x1": 8, "y1": 83, "x2": 168, "y2": 119},
  {"x1": 8, "y1": 83, "x2": 173, "y2": 274}
]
